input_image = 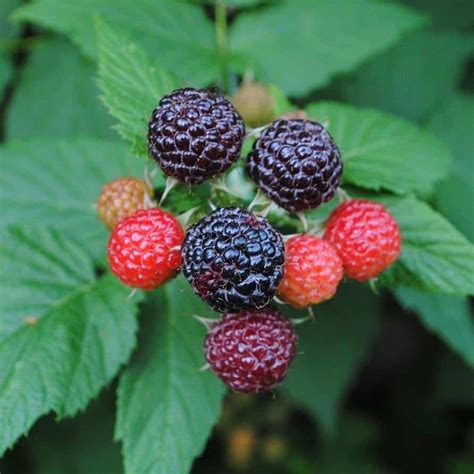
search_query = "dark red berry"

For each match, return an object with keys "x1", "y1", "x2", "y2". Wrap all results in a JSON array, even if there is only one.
[
  {"x1": 148, "y1": 88, "x2": 245, "y2": 184},
  {"x1": 181, "y1": 207, "x2": 284, "y2": 312},
  {"x1": 247, "y1": 119, "x2": 343, "y2": 212},
  {"x1": 108, "y1": 208, "x2": 184, "y2": 289},
  {"x1": 205, "y1": 308, "x2": 297, "y2": 393},
  {"x1": 324, "y1": 199, "x2": 401, "y2": 281}
]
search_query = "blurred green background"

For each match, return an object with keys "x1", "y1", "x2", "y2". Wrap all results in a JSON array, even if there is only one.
[{"x1": 0, "y1": 0, "x2": 473, "y2": 473}]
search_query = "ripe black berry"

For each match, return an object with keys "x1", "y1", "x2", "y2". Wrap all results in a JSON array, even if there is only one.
[
  {"x1": 181, "y1": 207, "x2": 284, "y2": 312},
  {"x1": 148, "y1": 88, "x2": 245, "y2": 184},
  {"x1": 205, "y1": 308, "x2": 297, "y2": 393},
  {"x1": 247, "y1": 119, "x2": 343, "y2": 212}
]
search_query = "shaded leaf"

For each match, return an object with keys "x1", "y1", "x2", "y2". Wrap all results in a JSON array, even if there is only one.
[
  {"x1": 20, "y1": 391, "x2": 123, "y2": 474},
  {"x1": 395, "y1": 288, "x2": 474, "y2": 367},
  {"x1": 427, "y1": 93, "x2": 474, "y2": 180},
  {"x1": 314, "y1": 416, "x2": 384, "y2": 473},
  {"x1": 342, "y1": 30, "x2": 473, "y2": 122},
  {"x1": 434, "y1": 177, "x2": 474, "y2": 243},
  {"x1": 400, "y1": 0, "x2": 474, "y2": 28},
  {"x1": 284, "y1": 282, "x2": 379, "y2": 433},
  {"x1": 432, "y1": 351, "x2": 474, "y2": 407},
  {"x1": 0, "y1": 55, "x2": 13, "y2": 99},
  {"x1": 428, "y1": 94, "x2": 474, "y2": 241},
  {"x1": 0, "y1": 0, "x2": 22, "y2": 98}
]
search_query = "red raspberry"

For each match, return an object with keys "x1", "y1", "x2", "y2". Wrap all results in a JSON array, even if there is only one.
[
  {"x1": 278, "y1": 235, "x2": 343, "y2": 309},
  {"x1": 107, "y1": 208, "x2": 184, "y2": 289},
  {"x1": 205, "y1": 308, "x2": 297, "y2": 394},
  {"x1": 97, "y1": 177, "x2": 153, "y2": 230},
  {"x1": 324, "y1": 199, "x2": 401, "y2": 281}
]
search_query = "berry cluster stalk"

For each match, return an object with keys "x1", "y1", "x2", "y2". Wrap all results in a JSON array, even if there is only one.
[{"x1": 215, "y1": 0, "x2": 230, "y2": 93}]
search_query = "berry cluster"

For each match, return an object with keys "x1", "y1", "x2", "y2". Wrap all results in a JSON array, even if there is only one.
[{"x1": 99, "y1": 86, "x2": 401, "y2": 395}]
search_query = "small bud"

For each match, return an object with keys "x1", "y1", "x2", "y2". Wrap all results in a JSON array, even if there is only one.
[{"x1": 232, "y1": 82, "x2": 275, "y2": 128}]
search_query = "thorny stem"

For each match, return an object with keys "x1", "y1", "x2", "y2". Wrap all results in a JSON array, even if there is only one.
[{"x1": 215, "y1": 1, "x2": 230, "y2": 92}]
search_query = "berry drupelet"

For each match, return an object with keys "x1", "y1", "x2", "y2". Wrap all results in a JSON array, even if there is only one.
[
  {"x1": 247, "y1": 119, "x2": 343, "y2": 212},
  {"x1": 181, "y1": 207, "x2": 284, "y2": 313},
  {"x1": 324, "y1": 199, "x2": 401, "y2": 281},
  {"x1": 148, "y1": 88, "x2": 245, "y2": 185},
  {"x1": 108, "y1": 208, "x2": 184, "y2": 289},
  {"x1": 205, "y1": 308, "x2": 297, "y2": 393}
]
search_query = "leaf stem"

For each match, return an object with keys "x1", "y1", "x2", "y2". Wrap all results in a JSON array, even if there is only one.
[{"x1": 215, "y1": 0, "x2": 230, "y2": 92}]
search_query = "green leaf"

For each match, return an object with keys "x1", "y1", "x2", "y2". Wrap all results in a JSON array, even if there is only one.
[
  {"x1": 341, "y1": 30, "x2": 474, "y2": 122},
  {"x1": 434, "y1": 177, "x2": 474, "y2": 243},
  {"x1": 267, "y1": 83, "x2": 295, "y2": 116},
  {"x1": 0, "y1": 0, "x2": 22, "y2": 98},
  {"x1": 6, "y1": 37, "x2": 114, "y2": 140},
  {"x1": 96, "y1": 19, "x2": 178, "y2": 156},
  {"x1": 0, "y1": 54, "x2": 13, "y2": 98},
  {"x1": 0, "y1": 138, "x2": 145, "y2": 262},
  {"x1": 314, "y1": 416, "x2": 384, "y2": 473},
  {"x1": 428, "y1": 94, "x2": 474, "y2": 242},
  {"x1": 427, "y1": 93, "x2": 474, "y2": 181},
  {"x1": 0, "y1": 227, "x2": 140, "y2": 455},
  {"x1": 395, "y1": 288, "x2": 474, "y2": 367},
  {"x1": 14, "y1": 0, "x2": 219, "y2": 86},
  {"x1": 306, "y1": 101, "x2": 452, "y2": 195},
  {"x1": 116, "y1": 276, "x2": 225, "y2": 474},
  {"x1": 284, "y1": 283, "x2": 379, "y2": 433},
  {"x1": 379, "y1": 195, "x2": 474, "y2": 296},
  {"x1": 400, "y1": 0, "x2": 474, "y2": 28},
  {"x1": 0, "y1": 0, "x2": 21, "y2": 40},
  {"x1": 230, "y1": 0, "x2": 426, "y2": 96},
  {"x1": 215, "y1": 0, "x2": 263, "y2": 7}
]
